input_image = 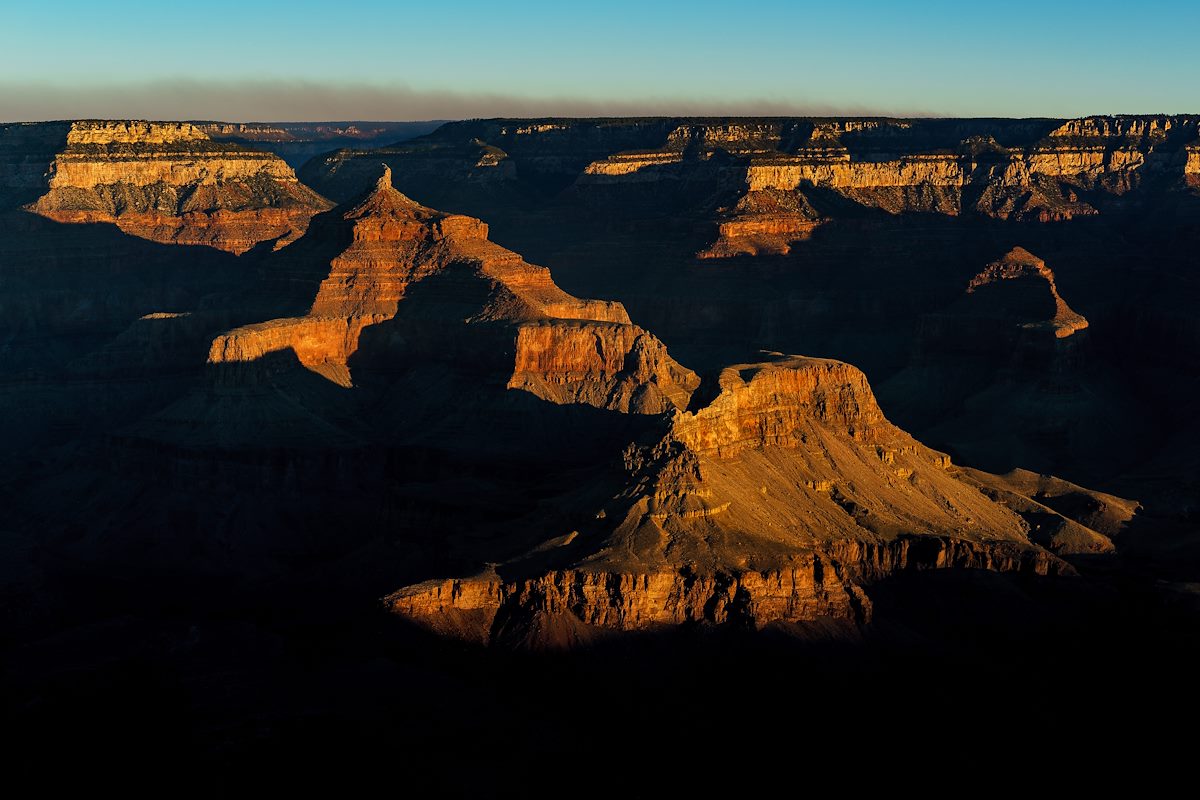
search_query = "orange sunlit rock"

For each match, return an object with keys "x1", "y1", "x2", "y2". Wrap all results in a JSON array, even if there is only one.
[{"x1": 28, "y1": 121, "x2": 332, "y2": 253}]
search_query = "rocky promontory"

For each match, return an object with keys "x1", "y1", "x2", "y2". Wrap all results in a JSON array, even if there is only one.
[
  {"x1": 386, "y1": 354, "x2": 1118, "y2": 646},
  {"x1": 209, "y1": 167, "x2": 698, "y2": 410},
  {"x1": 27, "y1": 121, "x2": 332, "y2": 253}
]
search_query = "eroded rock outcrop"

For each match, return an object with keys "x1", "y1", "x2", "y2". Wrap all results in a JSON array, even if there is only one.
[
  {"x1": 508, "y1": 320, "x2": 698, "y2": 414},
  {"x1": 210, "y1": 167, "x2": 698, "y2": 410},
  {"x1": 27, "y1": 121, "x2": 332, "y2": 253},
  {"x1": 697, "y1": 188, "x2": 824, "y2": 258},
  {"x1": 966, "y1": 247, "x2": 1089, "y2": 338},
  {"x1": 386, "y1": 354, "x2": 1117, "y2": 646}
]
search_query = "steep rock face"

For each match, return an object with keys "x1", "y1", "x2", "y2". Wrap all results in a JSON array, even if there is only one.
[
  {"x1": 973, "y1": 116, "x2": 1197, "y2": 219},
  {"x1": 733, "y1": 125, "x2": 1164, "y2": 222},
  {"x1": 965, "y1": 247, "x2": 1089, "y2": 338},
  {"x1": 27, "y1": 121, "x2": 332, "y2": 253},
  {"x1": 210, "y1": 168, "x2": 697, "y2": 411},
  {"x1": 1046, "y1": 116, "x2": 1180, "y2": 142},
  {"x1": 1187, "y1": 144, "x2": 1200, "y2": 189},
  {"x1": 388, "y1": 535, "x2": 1065, "y2": 648},
  {"x1": 508, "y1": 320, "x2": 698, "y2": 414},
  {"x1": 207, "y1": 317, "x2": 361, "y2": 386},
  {"x1": 972, "y1": 167, "x2": 1099, "y2": 221},
  {"x1": 745, "y1": 154, "x2": 964, "y2": 206},
  {"x1": 697, "y1": 188, "x2": 823, "y2": 258},
  {"x1": 672, "y1": 358, "x2": 891, "y2": 456},
  {"x1": 386, "y1": 354, "x2": 1112, "y2": 646},
  {"x1": 654, "y1": 358, "x2": 1026, "y2": 547},
  {"x1": 60, "y1": 120, "x2": 206, "y2": 145}
]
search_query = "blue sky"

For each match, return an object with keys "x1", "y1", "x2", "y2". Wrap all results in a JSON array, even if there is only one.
[{"x1": 1, "y1": 1, "x2": 1195, "y2": 120}]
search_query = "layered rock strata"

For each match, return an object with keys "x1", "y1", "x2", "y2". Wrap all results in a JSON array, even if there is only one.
[
  {"x1": 209, "y1": 167, "x2": 698, "y2": 410},
  {"x1": 697, "y1": 188, "x2": 824, "y2": 258},
  {"x1": 27, "y1": 121, "x2": 332, "y2": 253},
  {"x1": 305, "y1": 115, "x2": 1200, "y2": 261},
  {"x1": 386, "y1": 355, "x2": 1118, "y2": 646}
]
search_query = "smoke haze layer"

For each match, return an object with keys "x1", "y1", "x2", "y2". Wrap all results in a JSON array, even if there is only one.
[{"x1": 0, "y1": 79, "x2": 925, "y2": 123}]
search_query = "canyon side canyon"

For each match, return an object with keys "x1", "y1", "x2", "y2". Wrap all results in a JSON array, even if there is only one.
[{"x1": 3, "y1": 115, "x2": 1198, "y2": 787}]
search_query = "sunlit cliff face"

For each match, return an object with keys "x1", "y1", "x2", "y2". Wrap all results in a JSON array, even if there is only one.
[
  {"x1": 209, "y1": 166, "x2": 698, "y2": 405},
  {"x1": 27, "y1": 121, "x2": 332, "y2": 253}
]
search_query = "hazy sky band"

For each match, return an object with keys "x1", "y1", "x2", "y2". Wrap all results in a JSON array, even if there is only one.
[{"x1": 2, "y1": 0, "x2": 1196, "y2": 121}]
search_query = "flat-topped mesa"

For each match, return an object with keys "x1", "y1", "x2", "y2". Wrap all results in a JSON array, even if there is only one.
[
  {"x1": 210, "y1": 168, "x2": 697, "y2": 410},
  {"x1": 386, "y1": 353, "x2": 1122, "y2": 647},
  {"x1": 672, "y1": 357, "x2": 892, "y2": 457},
  {"x1": 966, "y1": 247, "x2": 1088, "y2": 339},
  {"x1": 64, "y1": 120, "x2": 209, "y2": 145},
  {"x1": 27, "y1": 120, "x2": 332, "y2": 254}
]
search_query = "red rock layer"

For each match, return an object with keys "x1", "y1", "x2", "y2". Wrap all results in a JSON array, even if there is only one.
[
  {"x1": 386, "y1": 355, "x2": 1110, "y2": 646},
  {"x1": 27, "y1": 121, "x2": 332, "y2": 254},
  {"x1": 39, "y1": 208, "x2": 319, "y2": 254},
  {"x1": 388, "y1": 535, "x2": 1065, "y2": 648},
  {"x1": 210, "y1": 167, "x2": 698, "y2": 410},
  {"x1": 672, "y1": 358, "x2": 891, "y2": 456},
  {"x1": 508, "y1": 320, "x2": 698, "y2": 414},
  {"x1": 697, "y1": 189, "x2": 823, "y2": 258}
]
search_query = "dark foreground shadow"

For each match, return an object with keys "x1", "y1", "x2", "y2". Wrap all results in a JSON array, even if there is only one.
[{"x1": 6, "y1": 558, "x2": 1198, "y2": 795}]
